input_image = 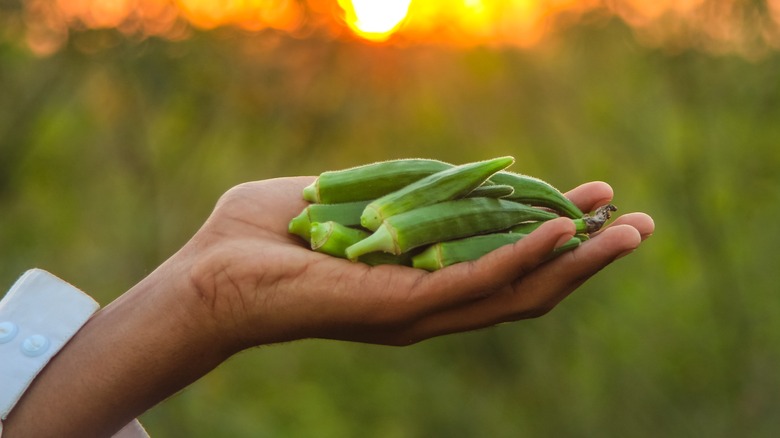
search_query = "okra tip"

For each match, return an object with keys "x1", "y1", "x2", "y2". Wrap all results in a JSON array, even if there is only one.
[{"x1": 492, "y1": 155, "x2": 516, "y2": 168}]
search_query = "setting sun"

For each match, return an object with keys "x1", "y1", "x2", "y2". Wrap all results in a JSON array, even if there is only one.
[
  {"x1": 15, "y1": 0, "x2": 780, "y2": 55},
  {"x1": 340, "y1": 0, "x2": 412, "y2": 42}
]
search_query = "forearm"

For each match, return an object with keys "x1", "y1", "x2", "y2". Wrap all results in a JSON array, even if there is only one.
[
  {"x1": 2, "y1": 175, "x2": 654, "y2": 436},
  {"x1": 2, "y1": 254, "x2": 233, "y2": 437}
]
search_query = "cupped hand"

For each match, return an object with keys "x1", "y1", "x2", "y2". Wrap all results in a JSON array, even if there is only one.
[{"x1": 184, "y1": 177, "x2": 654, "y2": 351}]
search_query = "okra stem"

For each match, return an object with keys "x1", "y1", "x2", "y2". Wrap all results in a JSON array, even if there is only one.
[
  {"x1": 344, "y1": 224, "x2": 398, "y2": 260},
  {"x1": 312, "y1": 221, "x2": 411, "y2": 266},
  {"x1": 582, "y1": 204, "x2": 617, "y2": 233},
  {"x1": 288, "y1": 201, "x2": 370, "y2": 241},
  {"x1": 288, "y1": 210, "x2": 313, "y2": 241},
  {"x1": 310, "y1": 222, "x2": 370, "y2": 257},
  {"x1": 302, "y1": 184, "x2": 318, "y2": 203}
]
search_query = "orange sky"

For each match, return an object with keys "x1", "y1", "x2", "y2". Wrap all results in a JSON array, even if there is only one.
[{"x1": 19, "y1": 0, "x2": 780, "y2": 55}]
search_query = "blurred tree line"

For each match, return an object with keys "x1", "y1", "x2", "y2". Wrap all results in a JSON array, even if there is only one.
[{"x1": 2, "y1": 6, "x2": 780, "y2": 437}]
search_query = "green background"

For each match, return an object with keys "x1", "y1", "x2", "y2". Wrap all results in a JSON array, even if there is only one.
[{"x1": 2, "y1": 7, "x2": 780, "y2": 437}]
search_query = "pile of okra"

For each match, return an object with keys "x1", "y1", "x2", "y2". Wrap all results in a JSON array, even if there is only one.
[{"x1": 288, "y1": 156, "x2": 616, "y2": 271}]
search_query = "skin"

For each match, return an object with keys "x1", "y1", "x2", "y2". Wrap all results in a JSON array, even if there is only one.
[{"x1": 3, "y1": 177, "x2": 654, "y2": 437}]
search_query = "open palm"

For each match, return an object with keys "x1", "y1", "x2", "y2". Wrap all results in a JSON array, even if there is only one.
[{"x1": 186, "y1": 176, "x2": 654, "y2": 350}]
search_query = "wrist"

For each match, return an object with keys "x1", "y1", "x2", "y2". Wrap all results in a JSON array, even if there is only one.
[
  {"x1": 2, "y1": 256, "x2": 235, "y2": 437},
  {"x1": 186, "y1": 238, "x2": 264, "y2": 352},
  {"x1": 139, "y1": 245, "x2": 242, "y2": 360}
]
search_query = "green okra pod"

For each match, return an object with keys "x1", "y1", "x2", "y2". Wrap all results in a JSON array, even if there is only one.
[
  {"x1": 360, "y1": 251, "x2": 414, "y2": 267},
  {"x1": 510, "y1": 218, "x2": 592, "y2": 235},
  {"x1": 463, "y1": 184, "x2": 515, "y2": 199},
  {"x1": 302, "y1": 158, "x2": 453, "y2": 204},
  {"x1": 508, "y1": 221, "x2": 545, "y2": 234},
  {"x1": 310, "y1": 221, "x2": 411, "y2": 266},
  {"x1": 345, "y1": 198, "x2": 559, "y2": 260},
  {"x1": 413, "y1": 232, "x2": 525, "y2": 271},
  {"x1": 310, "y1": 221, "x2": 370, "y2": 257},
  {"x1": 288, "y1": 200, "x2": 371, "y2": 241},
  {"x1": 413, "y1": 232, "x2": 582, "y2": 271},
  {"x1": 361, "y1": 156, "x2": 515, "y2": 231},
  {"x1": 489, "y1": 171, "x2": 584, "y2": 219},
  {"x1": 554, "y1": 236, "x2": 582, "y2": 254}
]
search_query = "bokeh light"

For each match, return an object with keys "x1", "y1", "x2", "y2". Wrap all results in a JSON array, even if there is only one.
[{"x1": 9, "y1": 0, "x2": 780, "y2": 56}]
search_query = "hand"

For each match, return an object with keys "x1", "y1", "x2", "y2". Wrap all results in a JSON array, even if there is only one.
[
  {"x1": 2, "y1": 176, "x2": 654, "y2": 437},
  {"x1": 184, "y1": 177, "x2": 654, "y2": 351}
]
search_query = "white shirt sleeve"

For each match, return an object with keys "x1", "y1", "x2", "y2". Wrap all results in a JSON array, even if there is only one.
[{"x1": 0, "y1": 269, "x2": 149, "y2": 438}]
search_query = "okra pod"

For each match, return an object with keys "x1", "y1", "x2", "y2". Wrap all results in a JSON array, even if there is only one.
[
  {"x1": 508, "y1": 221, "x2": 545, "y2": 234},
  {"x1": 345, "y1": 198, "x2": 559, "y2": 259},
  {"x1": 489, "y1": 171, "x2": 584, "y2": 219},
  {"x1": 361, "y1": 156, "x2": 515, "y2": 231},
  {"x1": 464, "y1": 184, "x2": 515, "y2": 199},
  {"x1": 288, "y1": 200, "x2": 370, "y2": 241},
  {"x1": 413, "y1": 233, "x2": 525, "y2": 271},
  {"x1": 413, "y1": 232, "x2": 582, "y2": 271},
  {"x1": 310, "y1": 221, "x2": 411, "y2": 266},
  {"x1": 510, "y1": 218, "x2": 591, "y2": 235},
  {"x1": 302, "y1": 158, "x2": 453, "y2": 203},
  {"x1": 310, "y1": 221, "x2": 370, "y2": 257},
  {"x1": 555, "y1": 236, "x2": 582, "y2": 253}
]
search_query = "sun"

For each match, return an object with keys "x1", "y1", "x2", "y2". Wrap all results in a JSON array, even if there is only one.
[{"x1": 340, "y1": 0, "x2": 412, "y2": 42}]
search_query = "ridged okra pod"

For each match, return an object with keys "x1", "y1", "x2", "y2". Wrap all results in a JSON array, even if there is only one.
[
  {"x1": 464, "y1": 184, "x2": 514, "y2": 199},
  {"x1": 510, "y1": 218, "x2": 594, "y2": 235},
  {"x1": 345, "y1": 198, "x2": 559, "y2": 260},
  {"x1": 412, "y1": 232, "x2": 582, "y2": 271},
  {"x1": 302, "y1": 158, "x2": 453, "y2": 204},
  {"x1": 489, "y1": 171, "x2": 584, "y2": 219},
  {"x1": 361, "y1": 156, "x2": 515, "y2": 231},
  {"x1": 288, "y1": 200, "x2": 370, "y2": 241},
  {"x1": 508, "y1": 221, "x2": 545, "y2": 235},
  {"x1": 310, "y1": 221, "x2": 411, "y2": 266}
]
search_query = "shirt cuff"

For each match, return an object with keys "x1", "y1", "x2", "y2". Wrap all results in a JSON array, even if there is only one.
[
  {"x1": 0, "y1": 269, "x2": 150, "y2": 438},
  {"x1": 0, "y1": 269, "x2": 100, "y2": 420}
]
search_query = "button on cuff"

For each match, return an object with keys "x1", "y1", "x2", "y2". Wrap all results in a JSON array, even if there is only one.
[
  {"x1": 21, "y1": 335, "x2": 50, "y2": 357},
  {"x1": 0, "y1": 322, "x2": 18, "y2": 344}
]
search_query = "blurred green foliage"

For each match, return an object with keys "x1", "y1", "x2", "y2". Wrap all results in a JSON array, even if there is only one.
[{"x1": 2, "y1": 16, "x2": 780, "y2": 438}]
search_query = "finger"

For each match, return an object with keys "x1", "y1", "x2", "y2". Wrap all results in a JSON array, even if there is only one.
[
  {"x1": 564, "y1": 181, "x2": 613, "y2": 213},
  {"x1": 408, "y1": 217, "x2": 577, "y2": 312},
  {"x1": 393, "y1": 224, "x2": 643, "y2": 342},
  {"x1": 308, "y1": 218, "x2": 575, "y2": 340},
  {"x1": 593, "y1": 212, "x2": 655, "y2": 240},
  {"x1": 517, "y1": 224, "x2": 642, "y2": 306},
  {"x1": 215, "y1": 176, "x2": 316, "y2": 233}
]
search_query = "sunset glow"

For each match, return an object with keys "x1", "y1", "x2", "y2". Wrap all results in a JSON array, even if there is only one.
[
  {"x1": 15, "y1": 0, "x2": 780, "y2": 55},
  {"x1": 341, "y1": 0, "x2": 412, "y2": 42}
]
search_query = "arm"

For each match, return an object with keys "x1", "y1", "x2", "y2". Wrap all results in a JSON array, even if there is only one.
[{"x1": 2, "y1": 176, "x2": 654, "y2": 437}]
